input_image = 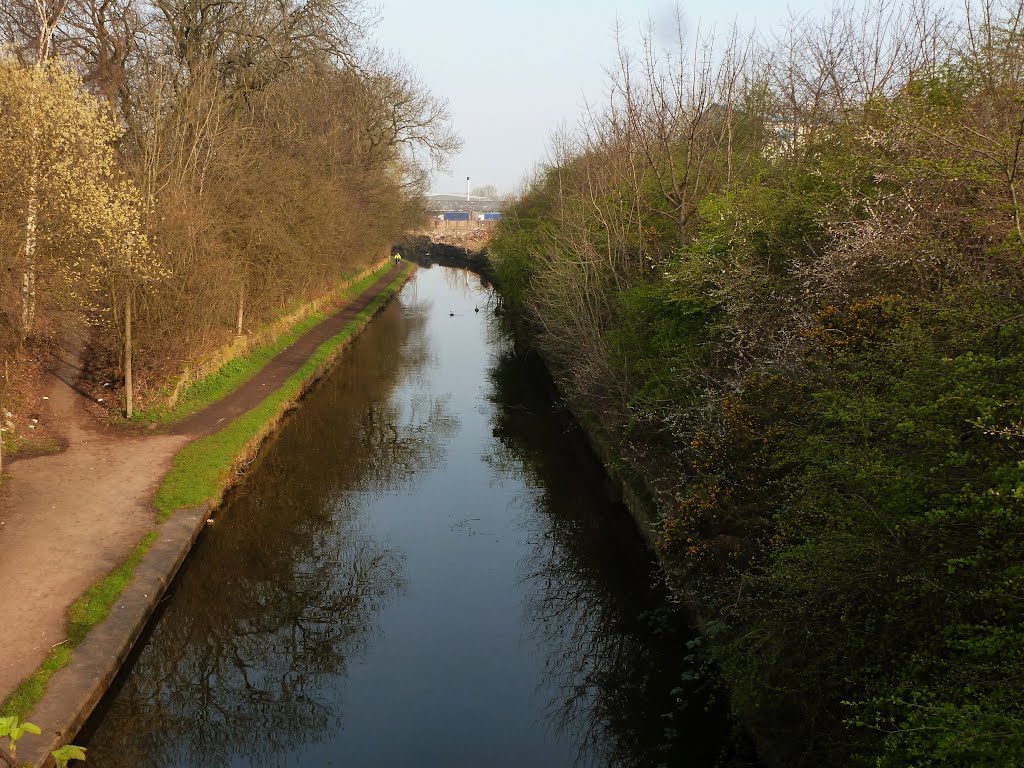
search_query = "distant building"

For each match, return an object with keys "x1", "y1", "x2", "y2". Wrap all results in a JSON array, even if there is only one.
[
  {"x1": 766, "y1": 117, "x2": 808, "y2": 157},
  {"x1": 426, "y1": 193, "x2": 504, "y2": 214},
  {"x1": 426, "y1": 193, "x2": 504, "y2": 230}
]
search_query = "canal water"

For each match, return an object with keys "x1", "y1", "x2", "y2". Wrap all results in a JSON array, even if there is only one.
[{"x1": 81, "y1": 265, "x2": 736, "y2": 767}]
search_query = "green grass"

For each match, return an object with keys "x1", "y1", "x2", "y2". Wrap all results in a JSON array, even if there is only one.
[
  {"x1": 2, "y1": 431, "x2": 64, "y2": 461},
  {"x1": 0, "y1": 531, "x2": 158, "y2": 720},
  {"x1": 153, "y1": 265, "x2": 412, "y2": 519},
  {"x1": 133, "y1": 264, "x2": 397, "y2": 424}
]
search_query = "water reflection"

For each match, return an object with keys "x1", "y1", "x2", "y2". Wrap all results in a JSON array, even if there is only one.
[
  {"x1": 486, "y1": 347, "x2": 733, "y2": 768},
  {"x1": 83, "y1": 267, "x2": 737, "y2": 768},
  {"x1": 84, "y1": 289, "x2": 453, "y2": 767},
  {"x1": 421, "y1": 262, "x2": 496, "y2": 310}
]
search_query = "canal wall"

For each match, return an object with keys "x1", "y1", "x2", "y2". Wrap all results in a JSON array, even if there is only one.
[
  {"x1": 17, "y1": 264, "x2": 415, "y2": 768},
  {"x1": 563, "y1": 407, "x2": 661, "y2": 547}
]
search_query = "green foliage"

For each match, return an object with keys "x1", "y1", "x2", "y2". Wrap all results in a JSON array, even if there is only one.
[
  {"x1": 52, "y1": 744, "x2": 87, "y2": 768},
  {"x1": 682, "y1": 161, "x2": 844, "y2": 278},
  {"x1": 905, "y1": 64, "x2": 974, "y2": 109},
  {"x1": 0, "y1": 532, "x2": 157, "y2": 721},
  {"x1": 489, "y1": 226, "x2": 543, "y2": 307},
  {"x1": 489, "y1": 167, "x2": 562, "y2": 307},
  {"x1": 605, "y1": 279, "x2": 716, "y2": 422},
  {"x1": 0, "y1": 715, "x2": 40, "y2": 765},
  {"x1": 0, "y1": 715, "x2": 40, "y2": 743},
  {"x1": 692, "y1": 295, "x2": 1024, "y2": 766},
  {"x1": 153, "y1": 266, "x2": 410, "y2": 519}
]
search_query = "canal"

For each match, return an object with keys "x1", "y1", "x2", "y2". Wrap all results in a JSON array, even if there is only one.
[{"x1": 81, "y1": 264, "x2": 737, "y2": 767}]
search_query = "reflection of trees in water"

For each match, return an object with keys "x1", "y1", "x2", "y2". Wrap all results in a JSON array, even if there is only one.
[
  {"x1": 485, "y1": 345, "x2": 730, "y2": 768},
  {"x1": 86, "y1": 496, "x2": 402, "y2": 767},
  {"x1": 261, "y1": 289, "x2": 457, "y2": 496},
  {"x1": 85, "y1": 296, "x2": 457, "y2": 767},
  {"x1": 519, "y1": 510, "x2": 721, "y2": 768},
  {"x1": 437, "y1": 264, "x2": 493, "y2": 305}
]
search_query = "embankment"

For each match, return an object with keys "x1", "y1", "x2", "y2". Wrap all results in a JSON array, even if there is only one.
[{"x1": 13, "y1": 263, "x2": 413, "y2": 768}]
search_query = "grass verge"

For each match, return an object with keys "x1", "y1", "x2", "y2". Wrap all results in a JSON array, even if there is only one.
[
  {"x1": 152, "y1": 265, "x2": 412, "y2": 519},
  {"x1": 2, "y1": 432, "x2": 64, "y2": 461},
  {"x1": 0, "y1": 264, "x2": 409, "y2": 722},
  {"x1": 0, "y1": 531, "x2": 158, "y2": 719},
  {"x1": 132, "y1": 264, "x2": 396, "y2": 424}
]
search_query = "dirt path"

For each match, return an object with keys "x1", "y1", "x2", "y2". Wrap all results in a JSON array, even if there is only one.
[
  {"x1": 0, "y1": 327, "x2": 188, "y2": 702},
  {"x1": 172, "y1": 268, "x2": 401, "y2": 436},
  {"x1": 0, "y1": 267, "x2": 405, "y2": 705}
]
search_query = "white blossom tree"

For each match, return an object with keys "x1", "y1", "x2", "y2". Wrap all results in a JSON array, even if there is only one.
[{"x1": 0, "y1": 55, "x2": 165, "y2": 416}]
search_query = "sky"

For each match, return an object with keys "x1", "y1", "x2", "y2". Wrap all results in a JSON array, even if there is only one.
[{"x1": 372, "y1": 0, "x2": 828, "y2": 197}]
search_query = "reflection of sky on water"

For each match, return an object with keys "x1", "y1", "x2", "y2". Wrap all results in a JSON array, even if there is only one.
[{"x1": 83, "y1": 266, "x2": 732, "y2": 767}]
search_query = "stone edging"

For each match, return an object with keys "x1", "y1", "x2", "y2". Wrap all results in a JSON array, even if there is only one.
[{"x1": 18, "y1": 504, "x2": 211, "y2": 768}]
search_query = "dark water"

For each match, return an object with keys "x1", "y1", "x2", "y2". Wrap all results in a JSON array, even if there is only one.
[{"x1": 82, "y1": 266, "x2": 736, "y2": 767}]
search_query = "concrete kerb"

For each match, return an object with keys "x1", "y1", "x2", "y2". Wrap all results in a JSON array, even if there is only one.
[
  {"x1": 16, "y1": 263, "x2": 415, "y2": 767},
  {"x1": 18, "y1": 502, "x2": 210, "y2": 768}
]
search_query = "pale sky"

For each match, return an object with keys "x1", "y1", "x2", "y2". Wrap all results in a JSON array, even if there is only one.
[{"x1": 372, "y1": 1, "x2": 828, "y2": 196}]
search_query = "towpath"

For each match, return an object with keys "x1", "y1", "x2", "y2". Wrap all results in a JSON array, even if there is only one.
[{"x1": 0, "y1": 267, "x2": 403, "y2": 706}]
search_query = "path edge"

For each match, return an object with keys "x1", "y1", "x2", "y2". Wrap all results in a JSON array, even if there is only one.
[{"x1": 18, "y1": 263, "x2": 415, "y2": 768}]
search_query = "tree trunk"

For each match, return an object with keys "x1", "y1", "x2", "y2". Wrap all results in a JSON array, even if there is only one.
[
  {"x1": 124, "y1": 293, "x2": 133, "y2": 419},
  {"x1": 19, "y1": 1, "x2": 70, "y2": 342},
  {"x1": 20, "y1": 171, "x2": 38, "y2": 341},
  {"x1": 0, "y1": 364, "x2": 6, "y2": 474},
  {"x1": 236, "y1": 283, "x2": 245, "y2": 335},
  {"x1": 1009, "y1": 178, "x2": 1024, "y2": 245}
]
